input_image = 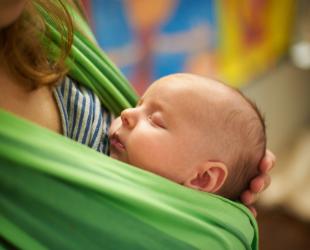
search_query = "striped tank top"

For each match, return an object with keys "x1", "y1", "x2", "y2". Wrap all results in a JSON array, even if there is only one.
[{"x1": 53, "y1": 77, "x2": 112, "y2": 155}]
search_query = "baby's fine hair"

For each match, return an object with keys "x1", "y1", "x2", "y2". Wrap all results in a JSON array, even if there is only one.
[{"x1": 218, "y1": 88, "x2": 266, "y2": 200}]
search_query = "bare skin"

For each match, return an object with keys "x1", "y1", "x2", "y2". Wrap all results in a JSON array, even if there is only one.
[
  {"x1": 0, "y1": 64, "x2": 62, "y2": 134},
  {"x1": 242, "y1": 149, "x2": 275, "y2": 216},
  {"x1": 0, "y1": 0, "x2": 274, "y2": 217},
  {"x1": 0, "y1": 0, "x2": 62, "y2": 133},
  {"x1": 110, "y1": 74, "x2": 274, "y2": 207},
  {"x1": 0, "y1": 0, "x2": 26, "y2": 29}
]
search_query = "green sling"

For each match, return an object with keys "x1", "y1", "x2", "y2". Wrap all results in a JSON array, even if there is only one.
[{"x1": 0, "y1": 2, "x2": 258, "y2": 249}]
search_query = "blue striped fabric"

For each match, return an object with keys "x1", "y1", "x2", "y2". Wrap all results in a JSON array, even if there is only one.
[{"x1": 53, "y1": 77, "x2": 113, "y2": 155}]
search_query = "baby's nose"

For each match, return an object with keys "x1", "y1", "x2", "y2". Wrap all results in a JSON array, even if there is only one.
[{"x1": 121, "y1": 108, "x2": 137, "y2": 128}]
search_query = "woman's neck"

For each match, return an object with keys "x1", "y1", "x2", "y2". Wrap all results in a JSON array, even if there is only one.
[{"x1": 0, "y1": 63, "x2": 63, "y2": 134}]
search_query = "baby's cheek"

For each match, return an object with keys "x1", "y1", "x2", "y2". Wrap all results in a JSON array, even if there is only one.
[
  {"x1": 109, "y1": 117, "x2": 121, "y2": 136},
  {"x1": 128, "y1": 136, "x2": 163, "y2": 167}
]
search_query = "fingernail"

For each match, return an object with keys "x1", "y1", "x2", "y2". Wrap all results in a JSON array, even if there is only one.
[{"x1": 266, "y1": 163, "x2": 273, "y2": 171}]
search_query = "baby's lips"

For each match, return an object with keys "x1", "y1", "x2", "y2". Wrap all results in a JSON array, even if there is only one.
[{"x1": 110, "y1": 133, "x2": 125, "y2": 151}]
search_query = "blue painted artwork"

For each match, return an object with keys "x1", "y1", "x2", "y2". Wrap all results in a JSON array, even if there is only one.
[{"x1": 91, "y1": 0, "x2": 217, "y2": 94}]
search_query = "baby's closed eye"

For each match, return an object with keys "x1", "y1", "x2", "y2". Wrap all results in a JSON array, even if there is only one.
[{"x1": 148, "y1": 113, "x2": 166, "y2": 128}]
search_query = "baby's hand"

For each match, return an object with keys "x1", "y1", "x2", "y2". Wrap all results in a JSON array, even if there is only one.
[{"x1": 240, "y1": 150, "x2": 276, "y2": 217}]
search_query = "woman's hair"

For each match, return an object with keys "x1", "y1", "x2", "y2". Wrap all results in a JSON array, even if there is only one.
[{"x1": 0, "y1": 0, "x2": 74, "y2": 88}]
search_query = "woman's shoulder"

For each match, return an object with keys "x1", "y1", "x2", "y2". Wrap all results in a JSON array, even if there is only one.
[{"x1": 53, "y1": 76, "x2": 112, "y2": 154}]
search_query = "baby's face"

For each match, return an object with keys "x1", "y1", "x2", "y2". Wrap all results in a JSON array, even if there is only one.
[{"x1": 109, "y1": 75, "x2": 208, "y2": 183}]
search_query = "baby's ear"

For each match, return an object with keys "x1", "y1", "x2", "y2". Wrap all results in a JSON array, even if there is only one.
[{"x1": 184, "y1": 161, "x2": 228, "y2": 193}]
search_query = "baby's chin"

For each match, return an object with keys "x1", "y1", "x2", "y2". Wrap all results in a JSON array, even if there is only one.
[
  {"x1": 109, "y1": 149, "x2": 128, "y2": 164},
  {"x1": 109, "y1": 151, "x2": 120, "y2": 160}
]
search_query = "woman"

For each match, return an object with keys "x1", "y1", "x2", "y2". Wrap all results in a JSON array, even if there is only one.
[
  {"x1": 0, "y1": 0, "x2": 113, "y2": 155},
  {"x1": 0, "y1": 0, "x2": 273, "y2": 220}
]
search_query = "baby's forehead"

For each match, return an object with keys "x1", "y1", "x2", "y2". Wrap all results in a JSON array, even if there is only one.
[
  {"x1": 148, "y1": 74, "x2": 209, "y2": 98},
  {"x1": 145, "y1": 74, "x2": 251, "y2": 116},
  {"x1": 162, "y1": 75, "x2": 240, "y2": 107}
]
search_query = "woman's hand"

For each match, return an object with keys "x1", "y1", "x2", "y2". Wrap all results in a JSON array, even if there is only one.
[{"x1": 240, "y1": 150, "x2": 276, "y2": 217}]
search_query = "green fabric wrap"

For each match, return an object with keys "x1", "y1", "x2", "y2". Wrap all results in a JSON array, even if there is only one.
[
  {"x1": 0, "y1": 111, "x2": 258, "y2": 249},
  {"x1": 0, "y1": 1, "x2": 258, "y2": 249}
]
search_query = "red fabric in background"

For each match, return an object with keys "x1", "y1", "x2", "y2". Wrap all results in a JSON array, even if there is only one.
[
  {"x1": 81, "y1": 0, "x2": 93, "y2": 28},
  {"x1": 81, "y1": 0, "x2": 91, "y2": 16}
]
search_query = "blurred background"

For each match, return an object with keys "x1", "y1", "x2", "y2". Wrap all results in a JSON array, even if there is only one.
[{"x1": 81, "y1": 0, "x2": 310, "y2": 249}]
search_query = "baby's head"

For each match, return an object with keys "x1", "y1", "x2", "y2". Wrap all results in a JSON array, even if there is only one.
[{"x1": 109, "y1": 73, "x2": 266, "y2": 200}]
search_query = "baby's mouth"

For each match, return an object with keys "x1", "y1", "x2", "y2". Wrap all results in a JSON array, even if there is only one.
[{"x1": 109, "y1": 133, "x2": 125, "y2": 151}]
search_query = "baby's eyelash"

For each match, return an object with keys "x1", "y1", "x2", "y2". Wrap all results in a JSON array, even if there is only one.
[
  {"x1": 147, "y1": 115, "x2": 153, "y2": 122},
  {"x1": 137, "y1": 98, "x2": 144, "y2": 106},
  {"x1": 148, "y1": 114, "x2": 165, "y2": 129}
]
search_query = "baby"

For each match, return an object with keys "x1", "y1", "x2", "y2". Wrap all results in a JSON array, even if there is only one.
[{"x1": 109, "y1": 73, "x2": 266, "y2": 200}]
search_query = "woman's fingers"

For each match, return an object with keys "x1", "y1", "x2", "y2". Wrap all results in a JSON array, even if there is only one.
[
  {"x1": 241, "y1": 175, "x2": 271, "y2": 206},
  {"x1": 240, "y1": 190, "x2": 255, "y2": 206},
  {"x1": 250, "y1": 174, "x2": 271, "y2": 193},
  {"x1": 248, "y1": 206, "x2": 258, "y2": 218},
  {"x1": 259, "y1": 149, "x2": 276, "y2": 173},
  {"x1": 240, "y1": 149, "x2": 276, "y2": 215}
]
